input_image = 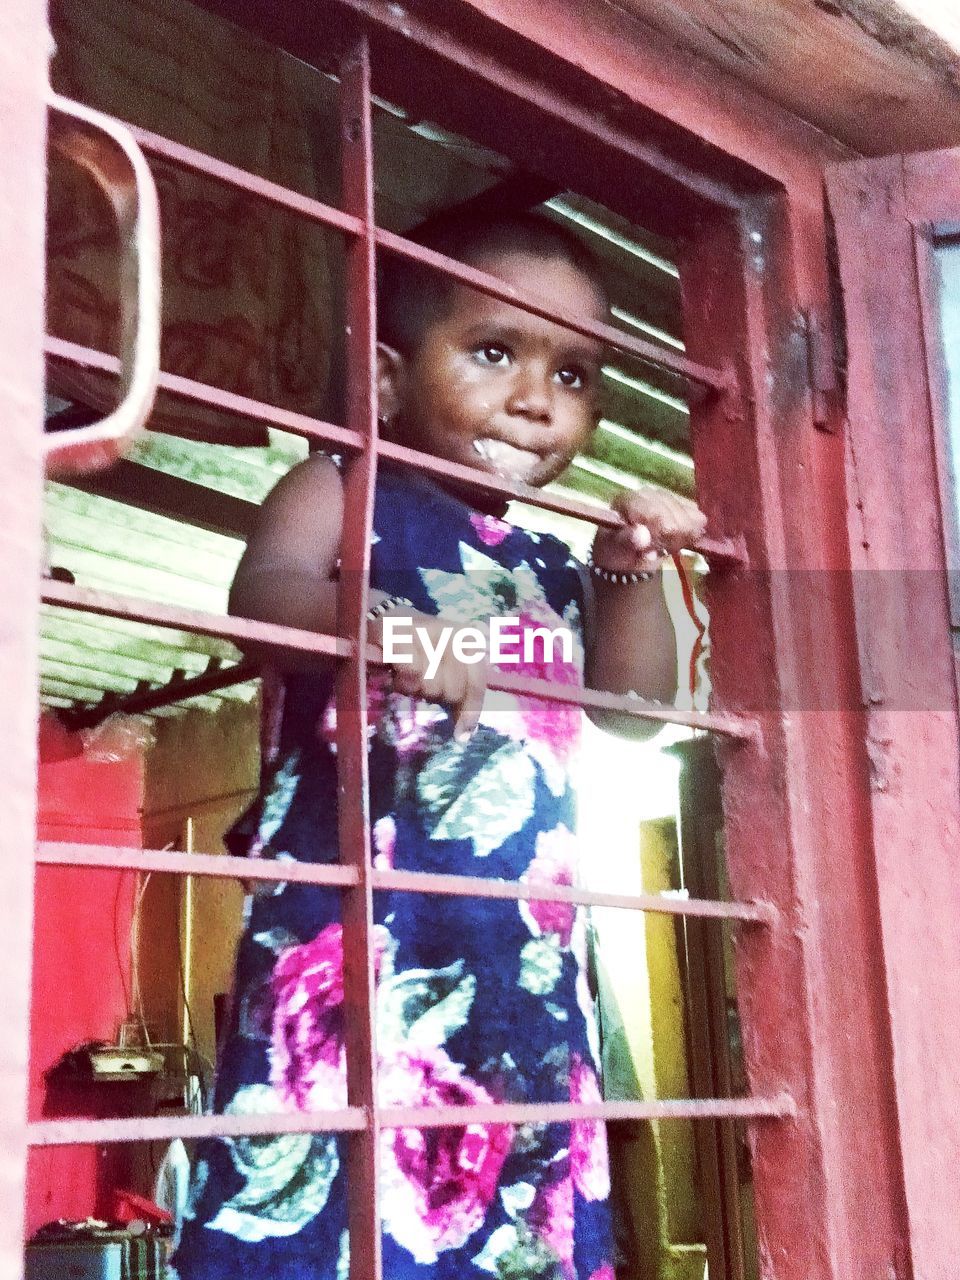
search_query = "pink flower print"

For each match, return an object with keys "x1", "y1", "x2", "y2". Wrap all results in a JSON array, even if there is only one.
[
  {"x1": 469, "y1": 511, "x2": 512, "y2": 546},
  {"x1": 269, "y1": 923, "x2": 390, "y2": 1111},
  {"x1": 588, "y1": 1268, "x2": 616, "y2": 1280},
  {"x1": 570, "y1": 1054, "x2": 611, "y2": 1202},
  {"x1": 378, "y1": 1047, "x2": 514, "y2": 1264},
  {"x1": 318, "y1": 700, "x2": 337, "y2": 748},
  {"x1": 492, "y1": 610, "x2": 582, "y2": 764},
  {"x1": 529, "y1": 1167, "x2": 574, "y2": 1279},
  {"x1": 317, "y1": 671, "x2": 391, "y2": 751},
  {"x1": 373, "y1": 815, "x2": 396, "y2": 869},
  {"x1": 385, "y1": 695, "x2": 447, "y2": 760},
  {"x1": 520, "y1": 824, "x2": 578, "y2": 946}
]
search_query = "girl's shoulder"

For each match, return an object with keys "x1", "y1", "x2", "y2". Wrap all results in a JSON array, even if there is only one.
[
  {"x1": 240, "y1": 450, "x2": 345, "y2": 570},
  {"x1": 274, "y1": 449, "x2": 344, "y2": 497}
]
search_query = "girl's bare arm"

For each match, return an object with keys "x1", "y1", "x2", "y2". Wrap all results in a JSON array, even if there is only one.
[
  {"x1": 228, "y1": 453, "x2": 344, "y2": 670},
  {"x1": 584, "y1": 484, "x2": 706, "y2": 740},
  {"x1": 582, "y1": 571, "x2": 678, "y2": 740}
]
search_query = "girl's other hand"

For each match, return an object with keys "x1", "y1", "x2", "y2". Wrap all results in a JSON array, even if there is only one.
[
  {"x1": 368, "y1": 610, "x2": 491, "y2": 742},
  {"x1": 591, "y1": 483, "x2": 708, "y2": 573}
]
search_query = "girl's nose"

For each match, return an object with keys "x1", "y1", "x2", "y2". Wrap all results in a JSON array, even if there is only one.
[{"x1": 505, "y1": 366, "x2": 553, "y2": 423}]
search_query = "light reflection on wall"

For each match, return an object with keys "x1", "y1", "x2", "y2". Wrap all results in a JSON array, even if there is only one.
[{"x1": 575, "y1": 724, "x2": 684, "y2": 1101}]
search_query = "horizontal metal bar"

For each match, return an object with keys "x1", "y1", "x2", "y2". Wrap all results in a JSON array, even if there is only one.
[
  {"x1": 384, "y1": 1094, "x2": 796, "y2": 1126},
  {"x1": 40, "y1": 579, "x2": 351, "y2": 662},
  {"x1": 46, "y1": 338, "x2": 748, "y2": 570},
  {"x1": 46, "y1": 335, "x2": 365, "y2": 452},
  {"x1": 36, "y1": 842, "x2": 361, "y2": 890},
  {"x1": 486, "y1": 670, "x2": 758, "y2": 740},
  {"x1": 27, "y1": 1109, "x2": 367, "y2": 1148},
  {"x1": 130, "y1": 123, "x2": 365, "y2": 240},
  {"x1": 695, "y1": 532, "x2": 748, "y2": 569},
  {"x1": 26, "y1": 1093, "x2": 795, "y2": 1147},
  {"x1": 51, "y1": 109, "x2": 719, "y2": 391},
  {"x1": 378, "y1": 440, "x2": 748, "y2": 568},
  {"x1": 372, "y1": 867, "x2": 774, "y2": 924},
  {"x1": 376, "y1": 227, "x2": 725, "y2": 394},
  {"x1": 330, "y1": 0, "x2": 747, "y2": 218},
  {"x1": 41, "y1": 581, "x2": 755, "y2": 738},
  {"x1": 380, "y1": 438, "x2": 625, "y2": 526},
  {"x1": 34, "y1": 844, "x2": 773, "y2": 924}
]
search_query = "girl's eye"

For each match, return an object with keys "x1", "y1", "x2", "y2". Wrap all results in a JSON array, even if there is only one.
[
  {"x1": 475, "y1": 344, "x2": 511, "y2": 367},
  {"x1": 557, "y1": 366, "x2": 587, "y2": 390}
]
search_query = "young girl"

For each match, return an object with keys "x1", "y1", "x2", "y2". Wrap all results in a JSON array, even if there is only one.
[{"x1": 172, "y1": 212, "x2": 706, "y2": 1279}]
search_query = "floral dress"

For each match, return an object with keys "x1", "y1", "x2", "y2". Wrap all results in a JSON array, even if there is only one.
[{"x1": 172, "y1": 462, "x2": 615, "y2": 1280}]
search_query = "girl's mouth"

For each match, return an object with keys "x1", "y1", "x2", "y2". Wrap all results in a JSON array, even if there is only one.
[{"x1": 473, "y1": 437, "x2": 542, "y2": 482}]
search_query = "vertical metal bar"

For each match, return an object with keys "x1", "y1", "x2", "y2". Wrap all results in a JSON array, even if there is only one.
[
  {"x1": 337, "y1": 31, "x2": 382, "y2": 1280},
  {"x1": 0, "y1": 1, "x2": 47, "y2": 1272}
]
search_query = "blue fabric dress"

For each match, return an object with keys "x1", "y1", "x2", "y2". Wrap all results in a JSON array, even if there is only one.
[{"x1": 172, "y1": 463, "x2": 615, "y2": 1280}]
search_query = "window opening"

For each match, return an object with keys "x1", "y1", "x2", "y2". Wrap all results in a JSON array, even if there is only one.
[
  {"x1": 28, "y1": 3, "x2": 791, "y2": 1278},
  {"x1": 926, "y1": 233, "x2": 960, "y2": 630}
]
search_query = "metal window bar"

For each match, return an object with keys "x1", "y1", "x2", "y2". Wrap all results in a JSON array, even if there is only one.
[
  {"x1": 35, "y1": 843, "x2": 775, "y2": 925},
  {"x1": 57, "y1": 657, "x2": 260, "y2": 730},
  {"x1": 41, "y1": 578, "x2": 756, "y2": 739},
  {"x1": 45, "y1": 334, "x2": 366, "y2": 454},
  {"x1": 335, "y1": 38, "x2": 383, "y2": 1274},
  {"x1": 46, "y1": 331, "x2": 747, "y2": 565},
  {"x1": 93, "y1": 118, "x2": 722, "y2": 395},
  {"x1": 33, "y1": 30, "x2": 789, "y2": 1280},
  {"x1": 28, "y1": 1092, "x2": 795, "y2": 1151}
]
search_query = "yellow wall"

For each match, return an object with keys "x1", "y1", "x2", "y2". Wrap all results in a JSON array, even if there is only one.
[
  {"x1": 575, "y1": 723, "x2": 708, "y2": 1279},
  {"x1": 594, "y1": 816, "x2": 707, "y2": 1280},
  {"x1": 139, "y1": 697, "x2": 260, "y2": 1070}
]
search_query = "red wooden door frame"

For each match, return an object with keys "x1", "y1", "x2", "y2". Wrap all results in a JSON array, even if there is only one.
[
  {"x1": 681, "y1": 196, "x2": 911, "y2": 1280},
  {"x1": 828, "y1": 150, "x2": 960, "y2": 1280},
  {"x1": 0, "y1": 1, "x2": 48, "y2": 1273}
]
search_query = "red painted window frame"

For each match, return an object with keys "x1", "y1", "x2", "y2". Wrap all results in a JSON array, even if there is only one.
[
  {"x1": 828, "y1": 149, "x2": 960, "y2": 1280},
  {"x1": 2, "y1": 2, "x2": 941, "y2": 1277}
]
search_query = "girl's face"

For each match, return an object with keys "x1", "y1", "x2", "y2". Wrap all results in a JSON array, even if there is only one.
[{"x1": 386, "y1": 249, "x2": 605, "y2": 490}]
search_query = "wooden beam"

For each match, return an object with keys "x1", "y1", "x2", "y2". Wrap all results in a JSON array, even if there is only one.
[
  {"x1": 584, "y1": 0, "x2": 960, "y2": 156},
  {"x1": 68, "y1": 459, "x2": 258, "y2": 538}
]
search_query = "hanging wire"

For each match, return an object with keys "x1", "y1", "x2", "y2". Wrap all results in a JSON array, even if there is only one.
[{"x1": 128, "y1": 868, "x2": 154, "y2": 1048}]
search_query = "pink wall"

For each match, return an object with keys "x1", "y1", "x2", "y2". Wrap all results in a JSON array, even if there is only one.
[{"x1": 26, "y1": 715, "x2": 144, "y2": 1237}]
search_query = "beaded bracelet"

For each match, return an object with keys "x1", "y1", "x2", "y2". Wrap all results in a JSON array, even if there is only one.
[
  {"x1": 366, "y1": 593, "x2": 414, "y2": 622},
  {"x1": 586, "y1": 554, "x2": 658, "y2": 586}
]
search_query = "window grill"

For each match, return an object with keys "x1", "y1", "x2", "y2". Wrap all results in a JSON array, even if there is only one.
[{"x1": 29, "y1": 14, "x2": 799, "y2": 1280}]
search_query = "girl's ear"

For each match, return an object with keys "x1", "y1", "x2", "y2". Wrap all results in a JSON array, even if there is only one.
[{"x1": 376, "y1": 342, "x2": 406, "y2": 432}]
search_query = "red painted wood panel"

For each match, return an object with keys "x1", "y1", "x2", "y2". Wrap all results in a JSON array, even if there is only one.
[
  {"x1": 0, "y1": 2, "x2": 49, "y2": 1270},
  {"x1": 27, "y1": 717, "x2": 145, "y2": 1238},
  {"x1": 682, "y1": 197, "x2": 909, "y2": 1280},
  {"x1": 828, "y1": 150, "x2": 960, "y2": 1279}
]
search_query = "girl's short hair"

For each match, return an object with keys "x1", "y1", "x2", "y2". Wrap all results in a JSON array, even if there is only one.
[{"x1": 377, "y1": 208, "x2": 607, "y2": 354}]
